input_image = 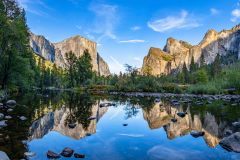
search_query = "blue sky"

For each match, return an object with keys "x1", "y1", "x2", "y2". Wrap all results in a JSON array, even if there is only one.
[{"x1": 18, "y1": 0, "x2": 240, "y2": 74}]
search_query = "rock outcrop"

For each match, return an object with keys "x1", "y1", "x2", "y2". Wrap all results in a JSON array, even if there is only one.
[
  {"x1": 142, "y1": 24, "x2": 240, "y2": 75},
  {"x1": 29, "y1": 33, "x2": 110, "y2": 76}
]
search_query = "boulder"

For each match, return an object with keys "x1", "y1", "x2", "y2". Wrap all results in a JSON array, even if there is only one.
[
  {"x1": 190, "y1": 131, "x2": 205, "y2": 138},
  {"x1": 61, "y1": 147, "x2": 74, "y2": 157},
  {"x1": 6, "y1": 100, "x2": 16, "y2": 106},
  {"x1": 47, "y1": 151, "x2": 60, "y2": 159},
  {"x1": 19, "y1": 116, "x2": 27, "y2": 121},
  {"x1": 154, "y1": 98, "x2": 161, "y2": 103},
  {"x1": 7, "y1": 109, "x2": 13, "y2": 112},
  {"x1": 74, "y1": 153, "x2": 85, "y2": 158},
  {"x1": 0, "y1": 113, "x2": 4, "y2": 120},
  {"x1": 0, "y1": 120, "x2": 7, "y2": 127},
  {"x1": 224, "y1": 130, "x2": 233, "y2": 137},
  {"x1": 220, "y1": 132, "x2": 240, "y2": 152},
  {"x1": 4, "y1": 116, "x2": 12, "y2": 120},
  {"x1": 0, "y1": 151, "x2": 10, "y2": 160},
  {"x1": 232, "y1": 122, "x2": 240, "y2": 128}
]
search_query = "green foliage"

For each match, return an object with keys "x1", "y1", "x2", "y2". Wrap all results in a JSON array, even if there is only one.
[
  {"x1": 211, "y1": 53, "x2": 221, "y2": 78},
  {"x1": 0, "y1": 0, "x2": 36, "y2": 90},
  {"x1": 192, "y1": 69, "x2": 208, "y2": 84}
]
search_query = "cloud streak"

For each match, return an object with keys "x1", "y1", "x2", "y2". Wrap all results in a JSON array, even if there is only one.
[
  {"x1": 16, "y1": 0, "x2": 50, "y2": 16},
  {"x1": 89, "y1": 3, "x2": 118, "y2": 41},
  {"x1": 131, "y1": 26, "x2": 141, "y2": 31},
  {"x1": 210, "y1": 8, "x2": 219, "y2": 15},
  {"x1": 109, "y1": 56, "x2": 125, "y2": 74},
  {"x1": 119, "y1": 40, "x2": 145, "y2": 43},
  {"x1": 148, "y1": 10, "x2": 200, "y2": 32}
]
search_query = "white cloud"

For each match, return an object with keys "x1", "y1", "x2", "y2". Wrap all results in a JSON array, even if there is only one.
[
  {"x1": 147, "y1": 10, "x2": 200, "y2": 32},
  {"x1": 131, "y1": 26, "x2": 141, "y2": 31},
  {"x1": 89, "y1": 3, "x2": 118, "y2": 41},
  {"x1": 119, "y1": 39, "x2": 145, "y2": 43},
  {"x1": 108, "y1": 56, "x2": 125, "y2": 74},
  {"x1": 210, "y1": 8, "x2": 219, "y2": 15},
  {"x1": 231, "y1": 9, "x2": 240, "y2": 22}
]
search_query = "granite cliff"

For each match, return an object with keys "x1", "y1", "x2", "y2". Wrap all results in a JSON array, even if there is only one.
[
  {"x1": 29, "y1": 33, "x2": 110, "y2": 76},
  {"x1": 142, "y1": 24, "x2": 240, "y2": 76}
]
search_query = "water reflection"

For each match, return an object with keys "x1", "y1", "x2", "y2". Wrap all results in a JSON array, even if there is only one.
[{"x1": 0, "y1": 92, "x2": 240, "y2": 159}]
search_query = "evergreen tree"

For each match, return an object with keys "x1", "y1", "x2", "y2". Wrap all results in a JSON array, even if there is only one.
[
  {"x1": 211, "y1": 53, "x2": 221, "y2": 78},
  {"x1": 182, "y1": 62, "x2": 189, "y2": 83},
  {"x1": 65, "y1": 51, "x2": 77, "y2": 88},
  {"x1": 200, "y1": 54, "x2": 206, "y2": 68},
  {"x1": 0, "y1": 0, "x2": 35, "y2": 90},
  {"x1": 193, "y1": 69, "x2": 208, "y2": 84},
  {"x1": 76, "y1": 49, "x2": 93, "y2": 86},
  {"x1": 190, "y1": 56, "x2": 197, "y2": 73}
]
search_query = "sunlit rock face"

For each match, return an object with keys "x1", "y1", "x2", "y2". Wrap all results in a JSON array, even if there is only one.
[
  {"x1": 143, "y1": 102, "x2": 229, "y2": 148},
  {"x1": 29, "y1": 33, "x2": 110, "y2": 76},
  {"x1": 29, "y1": 103, "x2": 108, "y2": 140},
  {"x1": 29, "y1": 32, "x2": 55, "y2": 62},
  {"x1": 142, "y1": 25, "x2": 240, "y2": 75}
]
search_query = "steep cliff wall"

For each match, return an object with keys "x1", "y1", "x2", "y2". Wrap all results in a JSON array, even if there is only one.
[
  {"x1": 29, "y1": 33, "x2": 110, "y2": 76},
  {"x1": 142, "y1": 24, "x2": 240, "y2": 76}
]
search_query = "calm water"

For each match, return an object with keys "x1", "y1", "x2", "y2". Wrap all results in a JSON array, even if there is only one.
[{"x1": 1, "y1": 92, "x2": 240, "y2": 160}]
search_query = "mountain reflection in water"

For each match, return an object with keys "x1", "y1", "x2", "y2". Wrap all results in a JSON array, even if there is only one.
[{"x1": 1, "y1": 92, "x2": 240, "y2": 160}]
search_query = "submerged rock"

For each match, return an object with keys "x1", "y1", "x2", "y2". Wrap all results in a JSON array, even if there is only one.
[
  {"x1": 171, "y1": 118, "x2": 177, "y2": 123},
  {"x1": 87, "y1": 116, "x2": 96, "y2": 120},
  {"x1": 0, "y1": 151, "x2": 10, "y2": 160},
  {"x1": 24, "y1": 152, "x2": 36, "y2": 157},
  {"x1": 177, "y1": 112, "x2": 187, "y2": 118},
  {"x1": 61, "y1": 147, "x2": 74, "y2": 157},
  {"x1": 190, "y1": 131, "x2": 205, "y2": 138},
  {"x1": 220, "y1": 132, "x2": 240, "y2": 153},
  {"x1": 68, "y1": 123, "x2": 77, "y2": 129},
  {"x1": 47, "y1": 150, "x2": 60, "y2": 159},
  {"x1": 74, "y1": 153, "x2": 85, "y2": 158}
]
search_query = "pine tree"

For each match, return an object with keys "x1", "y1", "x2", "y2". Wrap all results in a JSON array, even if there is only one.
[
  {"x1": 190, "y1": 56, "x2": 197, "y2": 73},
  {"x1": 200, "y1": 54, "x2": 206, "y2": 68},
  {"x1": 211, "y1": 53, "x2": 221, "y2": 78},
  {"x1": 65, "y1": 51, "x2": 77, "y2": 88},
  {"x1": 76, "y1": 49, "x2": 93, "y2": 86},
  {"x1": 182, "y1": 62, "x2": 189, "y2": 83}
]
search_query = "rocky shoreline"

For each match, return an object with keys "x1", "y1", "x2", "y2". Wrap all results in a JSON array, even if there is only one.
[{"x1": 109, "y1": 92, "x2": 240, "y2": 101}]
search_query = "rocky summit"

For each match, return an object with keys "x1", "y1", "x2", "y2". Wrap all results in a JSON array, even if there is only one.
[
  {"x1": 141, "y1": 24, "x2": 240, "y2": 76},
  {"x1": 29, "y1": 33, "x2": 110, "y2": 76}
]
